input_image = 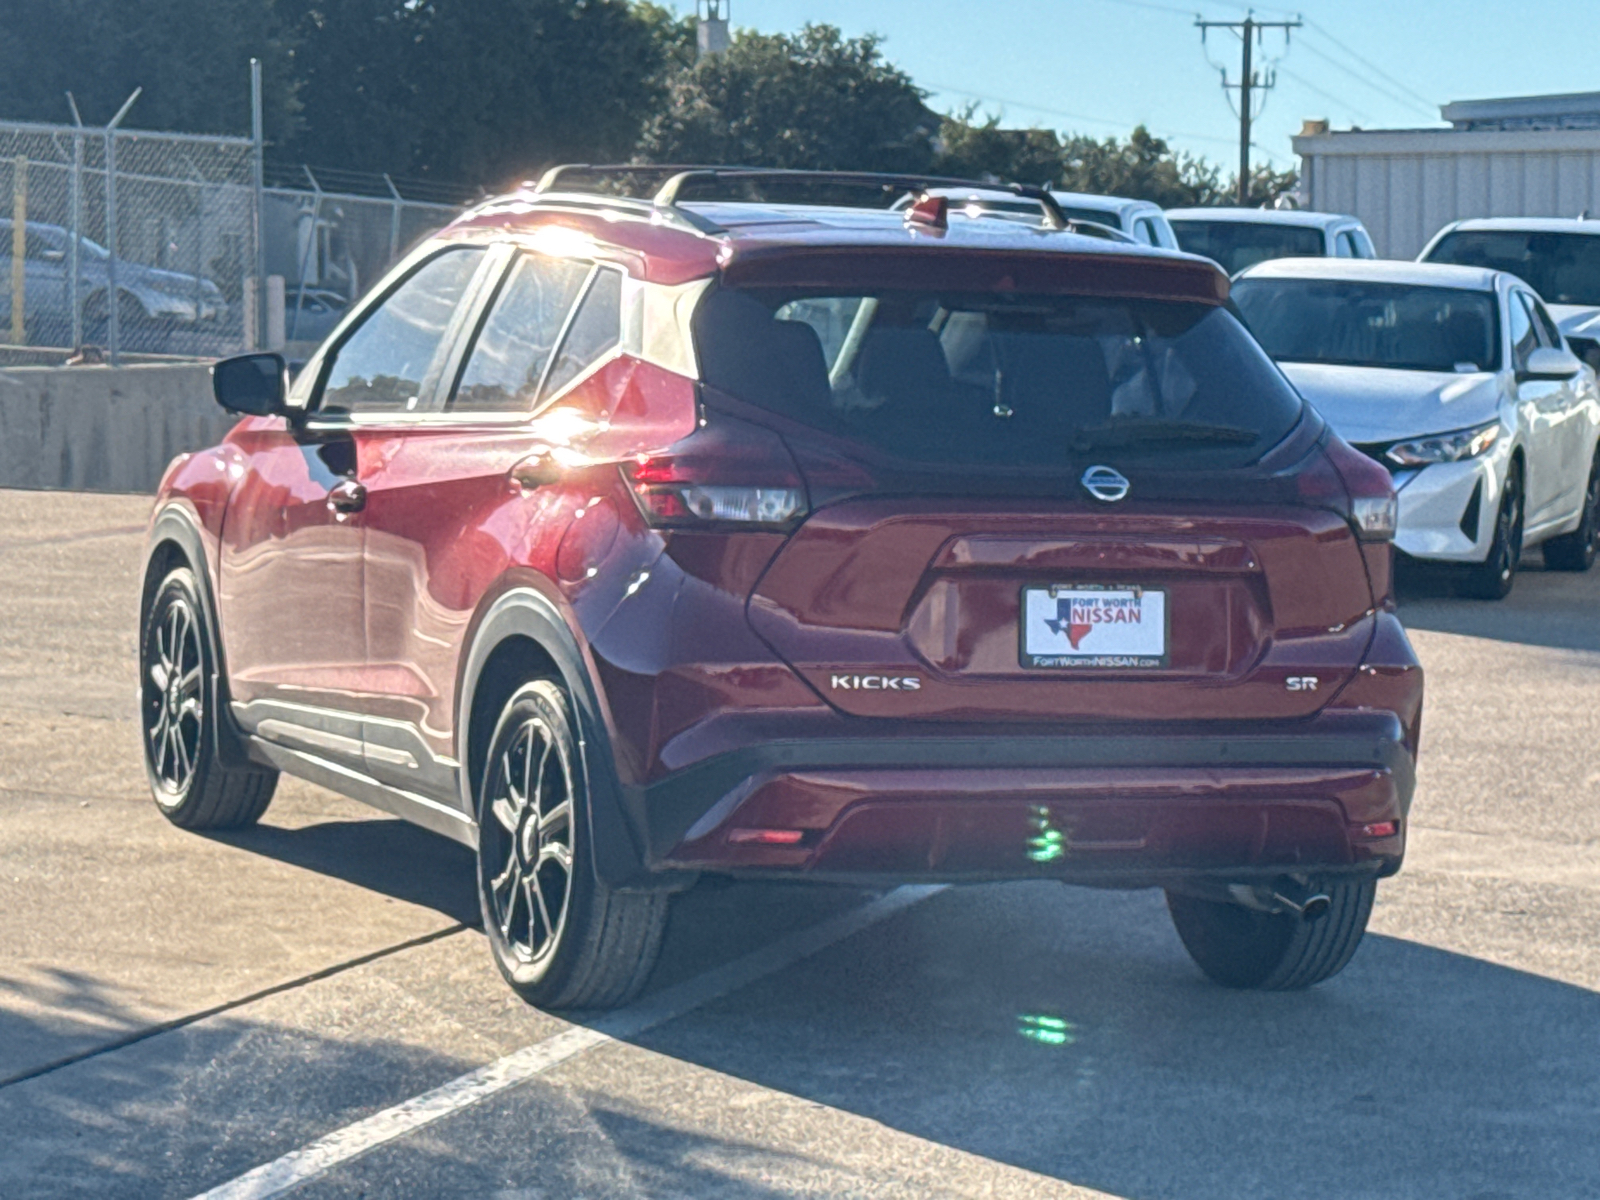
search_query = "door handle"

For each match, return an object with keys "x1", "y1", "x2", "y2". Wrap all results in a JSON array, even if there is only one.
[{"x1": 327, "y1": 479, "x2": 367, "y2": 514}]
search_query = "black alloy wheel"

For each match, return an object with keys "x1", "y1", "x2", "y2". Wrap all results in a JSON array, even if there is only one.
[
  {"x1": 1459, "y1": 463, "x2": 1523, "y2": 600},
  {"x1": 139, "y1": 566, "x2": 277, "y2": 828},
  {"x1": 1543, "y1": 449, "x2": 1600, "y2": 572},
  {"x1": 475, "y1": 678, "x2": 668, "y2": 1009},
  {"x1": 480, "y1": 694, "x2": 577, "y2": 969},
  {"x1": 143, "y1": 581, "x2": 205, "y2": 799}
]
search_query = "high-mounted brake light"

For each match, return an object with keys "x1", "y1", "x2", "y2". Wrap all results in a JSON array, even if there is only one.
[{"x1": 905, "y1": 192, "x2": 949, "y2": 230}]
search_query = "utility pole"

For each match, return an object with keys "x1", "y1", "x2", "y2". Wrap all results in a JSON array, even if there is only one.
[{"x1": 1196, "y1": 11, "x2": 1300, "y2": 204}]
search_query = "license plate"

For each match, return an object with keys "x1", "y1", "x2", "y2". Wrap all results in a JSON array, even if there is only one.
[{"x1": 1020, "y1": 585, "x2": 1168, "y2": 669}]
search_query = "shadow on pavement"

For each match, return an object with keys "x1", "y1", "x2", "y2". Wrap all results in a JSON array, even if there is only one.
[
  {"x1": 0, "y1": 1000, "x2": 480, "y2": 1200},
  {"x1": 1396, "y1": 550, "x2": 1600, "y2": 653},
  {"x1": 208, "y1": 818, "x2": 481, "y2": 927},
  {"x1": 3, "y1": 881, "x2": 1596, "y2": 1198},
  {"x1": 622, "y1": 883, "x2": 1600, "y2": 1200}
]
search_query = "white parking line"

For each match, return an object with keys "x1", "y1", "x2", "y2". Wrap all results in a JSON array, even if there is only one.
[{"x1": 191, "y1": 884, "x2": 947, "y2": 1200}]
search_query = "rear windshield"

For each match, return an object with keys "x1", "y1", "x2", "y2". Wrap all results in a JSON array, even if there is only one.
[
  {"x1": 1170, "y1": 220, "x2": 1325, "y2": 276},
  {"x1": 692, "y1": 286, "x2": 1304, "y2": 467},
  {"x1": 1425, "y1": 229, "x2": 1600, "y2": 306},
  {"x1": 1232, "y1": 277, "x2": 1501, "y2": 373}
]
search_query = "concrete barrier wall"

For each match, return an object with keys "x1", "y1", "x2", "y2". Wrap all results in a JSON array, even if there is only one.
[{"x1": 0, "y1": 364, "x2": 239, "y2": 493}]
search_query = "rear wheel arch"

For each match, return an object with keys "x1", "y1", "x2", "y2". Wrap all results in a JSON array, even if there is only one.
[{"x1": 457, "y1": 587, "x2": 655, "y2": 890}]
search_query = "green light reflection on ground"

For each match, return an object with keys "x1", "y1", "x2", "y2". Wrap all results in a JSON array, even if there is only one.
[
  {"x1": 1017, "y1": 1013, "x2": 1078, "y2": 1046},
  {"x1": 1027, "y1": 804, "x2": 1066, "y2": 863}
]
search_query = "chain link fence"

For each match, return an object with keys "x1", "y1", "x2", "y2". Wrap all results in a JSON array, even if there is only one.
[{"x1": 1, "y1": 118, "x2": 463, "y2": 363}]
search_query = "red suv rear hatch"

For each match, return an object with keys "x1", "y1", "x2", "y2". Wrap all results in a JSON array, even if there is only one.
[{"x1": 686, "y1": 245, "x2": 1388, "y2": 725}]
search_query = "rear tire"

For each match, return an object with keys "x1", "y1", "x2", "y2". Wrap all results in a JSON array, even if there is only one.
[
  {"x1": 1542, "y1": 449, "x2": 1600, "y2": 572},
  {"x1": 476, "y1": 679, "x2": 667, "y2": 1009},
  {"x1": 1166, "y1": 879, "x2": 1376, "y2": 990},
  {"x1": 1458, "y1": 462, "x2": 1523, "y2": 600},
  {"x1": 140, "y1": 566, "x2": 277, "y2": 829}
]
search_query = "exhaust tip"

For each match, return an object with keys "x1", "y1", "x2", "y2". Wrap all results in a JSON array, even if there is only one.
[
  {"x1": 1300, "y1": 893, "x2": 1332, "y2": 922},
  {"x1": 1268, "y1": 880, "x2": 1333, "y2": 922}
]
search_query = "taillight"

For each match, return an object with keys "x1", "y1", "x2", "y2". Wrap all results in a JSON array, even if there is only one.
[
  {"x1": 623, "y1": 414, "x2": 809, "y2": 530},
  {"x1": 1299, "y1": 434, "x2": 1398, "y2": 544}
]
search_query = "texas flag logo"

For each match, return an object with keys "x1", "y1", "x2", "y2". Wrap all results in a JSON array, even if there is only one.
[
  {"x1": 1044, "y1": 599, "x2": 1094, "y2": 649},
  {"x1": 1025, "y1": 587, "x2": 1165, "y2": 666}
]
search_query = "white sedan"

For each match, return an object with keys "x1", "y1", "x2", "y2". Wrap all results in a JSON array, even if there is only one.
[{"x1": 1233, "y1": 258, "x2": 1600, "y2": 598}]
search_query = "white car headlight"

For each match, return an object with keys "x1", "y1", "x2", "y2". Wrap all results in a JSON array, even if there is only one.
[{"x1": 1385, "y1": 421, "x2": 1500, "y2": 467}]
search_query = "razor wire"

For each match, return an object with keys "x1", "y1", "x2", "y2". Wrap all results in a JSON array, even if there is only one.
[{"x1": 1, "y1": 118, "x2": 462, "y2": 361}]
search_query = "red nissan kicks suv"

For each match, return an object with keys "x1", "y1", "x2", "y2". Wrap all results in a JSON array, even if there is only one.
[{"x1": 140, "y1": 168, "x2": 1422, "y2": 1007}]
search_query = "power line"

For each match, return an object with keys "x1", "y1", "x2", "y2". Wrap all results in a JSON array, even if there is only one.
[
  {"x1": 1277, "y1": 67, "x2": 1373, "y2": 126},
  {"x1": 1301, "y1": 17, "x2": 1437, "y2": 112},
  {"x1": 1295, "y1": 40, "x2": 1436, "y2": 121},
  {"x1": 924, "y1": 80, "x2": 1242, "y2": 148},
  {"x1": 1079, "y1": 0, "x2": 1203, "y2": 16}
]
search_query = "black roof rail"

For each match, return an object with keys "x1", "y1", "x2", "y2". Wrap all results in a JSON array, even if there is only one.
[{"x1": 529, "y1": 164, "x2": 1072, "y2": 230}]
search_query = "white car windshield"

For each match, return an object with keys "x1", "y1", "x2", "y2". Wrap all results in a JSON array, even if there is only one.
[
  {"x1": 1426, "y1": 230, "x2": 1600, "y2": 307},
  {"x1": 1232, "y1": 278, "x2": 1502, "y2": 373},
  {"x1": 1171, "y1": 220, "x2": 1324, "y2": 274}
]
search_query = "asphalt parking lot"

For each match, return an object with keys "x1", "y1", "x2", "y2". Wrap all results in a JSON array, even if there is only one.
[{"x1": 2, "y1": 487, "x2": 1598, "y2": 1200}]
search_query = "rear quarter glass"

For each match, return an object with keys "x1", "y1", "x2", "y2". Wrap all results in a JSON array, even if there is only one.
[{"x1": 692, "y1": 284, "x2": 1303, "y2": 471}]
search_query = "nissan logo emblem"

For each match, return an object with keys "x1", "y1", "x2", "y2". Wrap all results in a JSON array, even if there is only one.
[{"x1": 1081, "y1": 464, "x2": 1130, "y2": 503}]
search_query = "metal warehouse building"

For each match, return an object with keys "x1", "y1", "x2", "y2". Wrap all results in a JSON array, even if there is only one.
[{"x1": 1293, "y1": 92, "x2": 1600, "y2": 259}]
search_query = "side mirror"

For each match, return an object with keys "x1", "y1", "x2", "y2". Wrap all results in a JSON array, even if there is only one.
[
  {"x1": 1519, "y1": 346, "x2": 1582, "y2": 382},
  {"x1": 213, "y1": 352, "x2": 290, "y2": 417}
]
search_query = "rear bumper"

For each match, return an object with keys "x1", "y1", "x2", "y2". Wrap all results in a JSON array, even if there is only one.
[{"x1": 642, "y1": 709, "x2": 1414, "y2": 886}]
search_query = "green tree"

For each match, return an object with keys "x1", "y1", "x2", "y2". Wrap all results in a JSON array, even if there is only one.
[
  {"x1": 1233, "y1": 163, "x2": 1300, "y2": 208},
  {"x1": 931, "y1": 113, "x2": 1290, "y2": 210},
  {"x1": 0, "y1": 0, "x2": 298, "y2": 139},
  {"x1": 1057, "y1": 126, "x2": 1223, "y2": 207},
  {"x1": 281, "y1": 0, "x2": 681, "y2": 185},
  {"x1": 935, "y1": 108, "x2": 1067, "y2": 186},
  {"x1": 639, "y1": 24, "x2": 940, "y2": 173}
]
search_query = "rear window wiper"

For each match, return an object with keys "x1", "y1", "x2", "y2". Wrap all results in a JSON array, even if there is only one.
[{"x1": 1069, "y1": 419, "x2": 1261, "y2": 452}]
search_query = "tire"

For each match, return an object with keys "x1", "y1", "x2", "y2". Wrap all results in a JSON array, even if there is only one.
[
  {"x1": 1166, "y1": 879, "x2": 1376, "y2": 990},
  {"x1": 1457, "y1": 461, "x2": 1523, "y2": 600},
  {"x1": 140, "y1": 566, "x2": 277, "y2": 829},
  {"x1": 476, "y1": 678, "x2": 667, "y2": 1009},
  {"x1": 1542, "y1": 448, "x2": 1600, "y2": 572}
]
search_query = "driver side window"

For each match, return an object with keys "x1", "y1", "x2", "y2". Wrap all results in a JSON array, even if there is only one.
[
  {"x1": 1509, "y1": 292, "x2": 1539, "y2": 371},
  {"x1": 318, "y1": 247, "x2": 486, "y2": 416}
]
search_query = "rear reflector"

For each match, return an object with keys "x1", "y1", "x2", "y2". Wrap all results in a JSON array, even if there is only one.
[
  {"x1": 726, "y1": 828, "x2": 806, "y2": 845},
  {"x1": 1360, "y1": 821, "x2": 1399, "y2": 838}
]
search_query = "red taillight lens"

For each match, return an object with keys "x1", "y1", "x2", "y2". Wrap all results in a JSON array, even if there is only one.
[
  {"x1": 1298, "y1": 435, "x2": 1398, "y2": 543},
  {"x1": 623, "y1": 414, "x2": 809, "y2": 530},
  {"x1": 726, "y1": 828, "x2": 806, "y2": 845}
]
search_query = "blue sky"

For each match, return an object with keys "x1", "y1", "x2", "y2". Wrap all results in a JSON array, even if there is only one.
[{"x1": 680, "y1": 1, "x2": 1597, "y2": 175}]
